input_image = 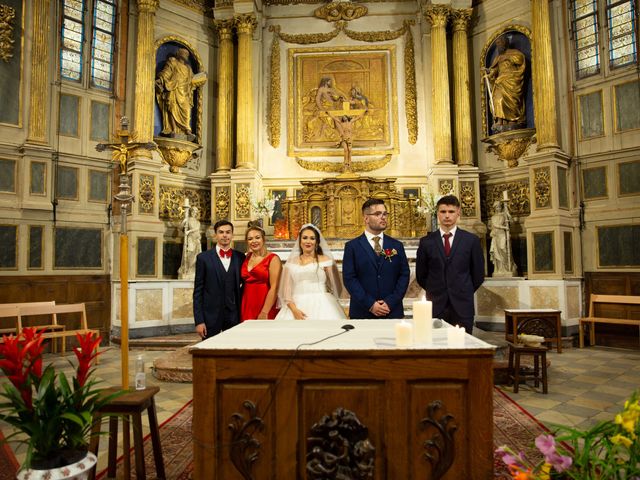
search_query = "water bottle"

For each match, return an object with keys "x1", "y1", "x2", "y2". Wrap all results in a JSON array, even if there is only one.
[{"x1": 135, "y1": 354, "x2": 146, "y2": 390}]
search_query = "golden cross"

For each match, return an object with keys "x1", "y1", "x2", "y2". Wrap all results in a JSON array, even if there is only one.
[
  {"x1": 95, "y1": 117, "x2": 156, "y2": 174},
  {"x1": 327, "y1": 101, "x2": 366, "y2": 119}
]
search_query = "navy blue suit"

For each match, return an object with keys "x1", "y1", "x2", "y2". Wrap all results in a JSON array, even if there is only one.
[
  {"x1": 193, "y1": 248, "x2": 244, "y2": 338},
  {"x1": 342, "y1": 234, "x2": 410, "y2": 319},
  {"x1": 415, "y1": 228, "x2": 484, "y2": 332}
]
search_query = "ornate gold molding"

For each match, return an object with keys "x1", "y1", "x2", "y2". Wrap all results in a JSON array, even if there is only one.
[
  {"x1": 424, "y1": 4, "x2": 450, "y2": 28},
  {"x1": 235, "y1": 184, "x2": 251, "y2": 219},
  {"x1": 139, "y1": 174, "x2": 155, "y2": 214},
  {"x1": 459, "y1": 181, "x2": 476, "y2": 217},
  {"x1": 27, "y1": 0, "x2": 49, "y2": 142},
  {"x1": 159, "y1": 186, "x2": 210, "y2": 221},
  {"x1": 295, "y1": 155, "x2": 392, "y2": 173},
  {"x1": 483, "y1": 128, "x2": 536, "y2": 167},
  {"x1": 484, "y1": 180, "x2": 530, "y2": 217},
  {"x1": 168, "y1": 0, "x2": 211, "y2": 15},
  {"x1": 438, "y1": 179, "x2": 455, "y2": 196},
  {"x1": 405, "y1": 24, "x2": 417, "y2": 144},
  {"x1": 214, "y1": 186, "x2": 230, "y2": 221},
  {"x1": 450, "y1": 8, "x2": 472, "y2": 32},
  {"x1": 314, "y1": 2, "x2": 367, "y2": 22},
  {"x1": 234, "y1": 13, "x2": 258, "y2": 34},
  {"x1": 137, "y1": 0, "x2": 159, "y2": 13},
  {"x1": 0, "y1": 4, "x2": 16, "y2": 62},
  {"x1": 534, "y1": 166, "x2": 551, "y2": 209},
  {"x1": 268, "y1": 32, "x2": 281, "y2": 147}
]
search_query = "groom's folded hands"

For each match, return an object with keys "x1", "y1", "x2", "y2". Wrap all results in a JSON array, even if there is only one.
[{"x1": 369, "y1": 300, "x2": 391, "y2": 317}]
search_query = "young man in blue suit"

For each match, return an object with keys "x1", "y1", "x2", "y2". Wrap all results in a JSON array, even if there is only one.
[
  {"x1": 343, "y1": 199, "x2": 410, "y2": 319},
  {"x1": 193, "y1": 220, "x2": 245, "y2": 339},
  {"x1": 416, "y1": 195, "x2": 484, "y2": 334}
]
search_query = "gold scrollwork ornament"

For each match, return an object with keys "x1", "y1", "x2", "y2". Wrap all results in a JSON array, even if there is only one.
[
  {"x1": 0, "y1": 4, "x2": 16, "y2": 62},
  {"x1": 295, "y1": 155, "x2": 392, "y2": 173},
  {"x1": 314, "y1": 2, "x2": 367, "y2": 22}
]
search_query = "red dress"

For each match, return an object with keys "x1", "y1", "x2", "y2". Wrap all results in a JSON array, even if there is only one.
[{"x1": 240, "y1": 252, "x2": 279, "y2": 321}]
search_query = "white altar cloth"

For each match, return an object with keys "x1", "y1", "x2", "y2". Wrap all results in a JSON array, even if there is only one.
[{"x1": 191, "y1": 320, "x2": 495, "y2": 351}]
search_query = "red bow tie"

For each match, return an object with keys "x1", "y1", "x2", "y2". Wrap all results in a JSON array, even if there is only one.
[{"x1": 219, "y1": 249, "x2": 232, "y2": 258}]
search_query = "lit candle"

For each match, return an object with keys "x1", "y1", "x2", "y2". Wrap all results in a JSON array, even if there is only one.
[
  {"x1": 413, "y1": 298, "x2": 432, "y2": 344},
  {"x1": 447, "y1": 325, "x2": 466, "y2": 347},
  {"x1": 395, "y1": 320, "x2": 413, "y2": 347},
  {"x1": 183, "y1": 197, "x2": 190, "y2": 208},
  {"x1": 502, "y1": 190, "x2": 509, "y2": 201}
]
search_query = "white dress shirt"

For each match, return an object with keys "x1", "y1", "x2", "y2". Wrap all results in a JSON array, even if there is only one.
[
  {"x1": 364, "y1": 230, "x2": 385, "y2": 252},
  {"x1": 439, "y1": 226, "x2": 458, "y2": 248},
  {"x1": 216, "y1": 245, "x2": 232, "y2": 271}
]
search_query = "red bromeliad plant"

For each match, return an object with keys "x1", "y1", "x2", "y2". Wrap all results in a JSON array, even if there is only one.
[{"x1": 0, "y1": 327, "x2": 117, "y2": 470}]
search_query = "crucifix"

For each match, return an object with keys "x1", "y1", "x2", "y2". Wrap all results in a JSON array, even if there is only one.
[
  {"x1": 95, "y1": 117, "x2": 155, "y2": 389},
  {"x1": 326, "y1": 101, "x2": 367, "y2": 173}
]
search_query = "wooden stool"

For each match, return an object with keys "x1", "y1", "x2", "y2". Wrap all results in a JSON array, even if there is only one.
[
  {"x1": 89, "y1": 386, "x2": 165, "y2": 479},
  {"x1": 508, "y1": 343, "x2": 548, "y2": 394}
]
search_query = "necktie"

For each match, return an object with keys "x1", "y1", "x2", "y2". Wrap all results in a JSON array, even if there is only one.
[
  {"x1": 219, "y1": 249, "x2": 231, "y2": 258},
  {"x1": 443, "y1": 233, "x2": 452, "y2": 256},
  {"x1": 372, "y1": 236, "x2": 382, "y2": 255}
]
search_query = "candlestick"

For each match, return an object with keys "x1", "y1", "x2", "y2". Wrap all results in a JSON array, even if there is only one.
[
  {"x1": 413, "y1": 299, "x2": 433, "y2": 344},
  {"x1": 502, "y1": 190, "x2": 508, "y2": 201},
  {"x1": 395, "y1": 320, "x2": 413, "y2": 347}
]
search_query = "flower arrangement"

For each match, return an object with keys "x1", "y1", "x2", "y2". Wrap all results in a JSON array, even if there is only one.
[
  {"x1": 250, "y1": 192, "x2": 282, "y2": 219},
  {"x1": 496, "y1": 390, "x2": 640, "y2": 479},
  {"x1": 0, "y1": 327, "x2": 117, "y2": 470},
  {"x1": 415, "y1": 186, "x2": 454, "y2": 218},
  {"x1": 379, "y1": 248, "x2": 398, "y2": 262}
]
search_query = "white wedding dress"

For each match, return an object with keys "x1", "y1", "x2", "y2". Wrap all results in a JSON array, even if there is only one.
[{"x1": 275, "y1": 259, "x2": 346, "y2": 320}]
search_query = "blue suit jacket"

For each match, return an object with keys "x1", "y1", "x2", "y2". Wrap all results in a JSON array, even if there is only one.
[
  {"x1": 415, "y1": 228, "x2": 484, "y2": 318},
  {"x1": 192, "y1": 248, "x2": 244, "y2": 337},
  {"x1": 342, "y1": 233, "x2": 410, "y2": 319}
]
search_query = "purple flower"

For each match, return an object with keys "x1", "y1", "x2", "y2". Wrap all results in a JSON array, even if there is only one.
[
  {"x1": 545, "y1": 451, "x2": 573, "y2": 472},
  {"x1": 496, "y1": 446, "x2": 525, "y2": 468},
  {"x1": 535, "y1": 434, "x2": 556, "y2": 456},
  {"x1": 535, "y1": 434, "x2": 572, "y2": 472}
]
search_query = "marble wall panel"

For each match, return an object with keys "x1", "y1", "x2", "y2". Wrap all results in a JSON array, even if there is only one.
[
  {"x1": 0, "y1": 225, "x2": 17, "y2": 269},
  {"x1": 615, "y1": 80, "x2": 640, "y2": 132},
  {"x1": 137, "y1": 237, "x2": 156, "y2": 276},
  {"x1": 529, "y1": 286, "x2": 559, "y2": 309},
  {"x1": 90, "y1": 101, "x2": 110, "y2": 141},
  {"x1": 54, "y1": 227, "x2": 102, "y2": 268},
  {"x1": 0, "y1": 159, "x2": 16, "y2": 192},
  {"x1": 172, "y1": 288, "x2": 193, "y2": 320},
  {"x1": 533, "y1": 232, "x2": 554, "y2": 272},
  {"x1": 597, "y1": 225, "x2": 640, "y2": 267},
  {"x1": 56, "y1": 166, "x2": 78, "y2": 200},
  {"x1": 30, "y1": 162, "x2": 46, "y2": 195},
  {"x1": 59, "y1": 94, "x2": 80, "y2": 137},
  {"x1": 163, "y1": 242, "x2": 182, "y2": 277},
  {"x1": 583, "y1": 166, "x2": 607, "y2": 199},
  {"x1": 136, "y1": 289, "x2": 163, "y2": 321},
  {"x1": 28, "y1": 225, "x2": 42, "y2": 269},
  {"x1": 578, "y1": 90, "x2": 603, "y2": 138},
  {"x1": 476, "y1": 285, "x2": 519, "y2": 317},
  {"x1": 618, "y1": 161, "x2": 640, "y2": 196},
  {"x1": 88, "y1": 170, "x2": 108, "y2": 202},
  {"x1": 566, "y1": 285, "x2": 581, "y2": 319}
]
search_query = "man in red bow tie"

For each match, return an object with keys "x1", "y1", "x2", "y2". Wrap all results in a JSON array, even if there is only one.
[{"x1": 193, "y1": 220, "x2": 244, "y2": 339}]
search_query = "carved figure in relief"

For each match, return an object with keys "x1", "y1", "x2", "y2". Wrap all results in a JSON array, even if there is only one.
[
  {"x1": 489, "y1": 200, "x2": 516, "y2": 276},
  {"x1": 179, "y1": 206, "x2": 201, "y2": 279},
  {"x1": 483, "y1": 36, "x2": 526, "y2": 133},
  {"x1": 303, "y1": 77, "x2": 347, "y2": 142}
]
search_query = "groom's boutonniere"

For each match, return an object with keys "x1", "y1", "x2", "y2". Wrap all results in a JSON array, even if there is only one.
[{"x1": 380, "y1": 248, "x2": 398, "y2": 262}]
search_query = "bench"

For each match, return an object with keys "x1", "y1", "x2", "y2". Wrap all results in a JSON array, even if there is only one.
[
  {"x1": 579, "y1": 294, "x2": 640, "y2": 348},
  {"x1": 17, "y1": 303, "x2": 100, "y2": 356},
  {"x1": 0, "y1": 301, "x2": 58, "y2": 335},
  {"x1": 0, "y1": 305, "x2": 21, "y2": 335}
]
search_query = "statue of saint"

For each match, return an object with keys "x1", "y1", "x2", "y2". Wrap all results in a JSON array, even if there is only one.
[
  {"x1": 489, "y1": 201, "x2": 516, "y2": 276},
  {"x1": 155, "y1": 47, "x2": 206, "y2": 140},
  {"x1": 178, "y1": 206, "x2": 202, "y2": 279},
  {"x1": 483, "y1": 36, "x2": 526, "y2": 133}
]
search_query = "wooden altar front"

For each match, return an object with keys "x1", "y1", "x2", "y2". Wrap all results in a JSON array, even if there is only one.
[
  {"x1": 280, "y1": 176, "x2": 426, "y2": 239},
  {"x1": 191, "y1": 320, "x2": 495, "y2": 479}
]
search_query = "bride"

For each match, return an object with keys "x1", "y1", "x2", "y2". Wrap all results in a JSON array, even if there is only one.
[{"x1": 275, "y1": 224, "x2": 346, "y2": 320}]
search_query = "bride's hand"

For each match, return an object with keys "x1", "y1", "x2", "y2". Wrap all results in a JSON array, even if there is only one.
[{"x1": 292, "y1": 307, "x2": 307, "y2": 320}]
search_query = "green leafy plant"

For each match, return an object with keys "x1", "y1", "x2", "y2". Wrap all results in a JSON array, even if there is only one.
[
  {"x1": 0, "y1": 327, "x2": 118, "y2": 469},
  {"x1": 496, "y1": 390, "x2": 640, "y2": 479}
]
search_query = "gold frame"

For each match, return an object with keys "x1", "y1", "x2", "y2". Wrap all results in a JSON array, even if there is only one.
[
  {"x1": 287, "y1": 45, "x2": 399, "y2": 158},
  {"x1": 87, "y1": 169, "x2": 110, "y2": 203},
  {"x1": 0, "y1": 0, "x2": 25, "y2": 129},
  {"x1": 613, "y1": 79, "x2": 640, "y2": 134},
  {"x1": 136, "y1": 236, "x2": 157, "y2": 277},
  {"x1": 58, "y1": 93, "x2": 82, "y2": 138},
  {"x1": 595, "y1": 224, "x2": 640, "y2": 269},
  {"x1": 267, "y1": 188, "x2": 288, "y2": 226},
  {"x1": 576, "y1": 89, "x2": 605, "y2": 140},
  {"x1": 29, "y1": 161, "x2": 47, "y2": 196},
  {"x1": 52, "y1": 226, "x2": 103, "y2": 270},
  {"x1": 581, "y1": 165, "x2": 608, "y2": 201},
  {"x1": 56, "y1": 165, "x2": 80, "y2": 201},
  {"x1": 617, "y1": 160, "x2": 640, "y2": 198},
  {"x1": 531, "y1": 230, "x2": 555, "y2": 273},
  {"x1": 89, "y1": 100, "x2": 112, "y2": 142},
  {"x1": 0, "y1": 158, "x2": 17, "y2": 193},
  {"x1": 0, "y1": 224, "x2": 18, "y2": 270},
  {"x1": 27, "y1": 224, "x2": 44, "y2": 271}
]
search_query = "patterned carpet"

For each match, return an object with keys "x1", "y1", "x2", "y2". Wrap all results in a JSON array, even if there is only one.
[{"x1": 96, "y1": 388, "x2": 548, "y2": 479}]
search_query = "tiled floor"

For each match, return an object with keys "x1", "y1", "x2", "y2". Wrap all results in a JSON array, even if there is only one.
[{"x1": 2, "y1": 341, "x2": 639, "y2": 475}]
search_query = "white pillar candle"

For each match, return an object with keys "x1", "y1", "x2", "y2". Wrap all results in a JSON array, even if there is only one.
[
  {"x1": 502, "y1": 190, "x2": 509, "y2": 201},
  {"x1": 395, "y1": 320, "x2": 413, "y2": 347},
  {"x1": 413, "y1": 299, "x2": 432, "y2": 344},
  {"x1": 447, "y1": 325, "x2": 466, "y2": 346}
]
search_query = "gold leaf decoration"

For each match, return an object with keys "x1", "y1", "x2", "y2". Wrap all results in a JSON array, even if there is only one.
[
  {"x1": 404, "y1": 22, "x2": 417, "y2": 144},
  {"x1": 0, "y1": 4, "x2": 16, "y2": 63},
  {"x1": 295, "y1": 155, "x2": 392, "y2": 173},
  {"x1": 269, "y1": 32, "x2": 281, "y2": 148},
  {"x1": 159, "y1": 186, "x2": 210, "y2": 221},
  {"x1": 314, "y1": 2, "x2": 367, "y2": 22}
]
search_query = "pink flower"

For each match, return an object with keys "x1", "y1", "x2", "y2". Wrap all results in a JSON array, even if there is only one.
[
  {"x1": 535, "y1": 434, "x2": 572, "y2": 473},
  {"x1": 535, "y1": 434, "x2": 556, "y2": 456}
]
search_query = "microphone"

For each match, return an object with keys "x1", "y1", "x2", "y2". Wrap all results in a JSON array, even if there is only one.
[{"x1": 341, "y1": 324, "x2": 355, "y2": 331}]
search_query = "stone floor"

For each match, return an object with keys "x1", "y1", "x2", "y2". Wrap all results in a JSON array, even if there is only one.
[{"x1": 2, "y1": 335, "x2": 639, "y2": 475}]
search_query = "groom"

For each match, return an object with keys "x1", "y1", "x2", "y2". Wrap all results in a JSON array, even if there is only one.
[{"x1": 343, "y1": 199, "x2": 410, "y2": 318}]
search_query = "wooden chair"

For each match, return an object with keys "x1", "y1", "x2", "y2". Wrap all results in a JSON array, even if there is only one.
[
  {"x1": 0, "y1": 305, "x2": 21, "y2": 336},
  {"x1": 507, "y1": 342, "x2": 548, "y2": 394}
]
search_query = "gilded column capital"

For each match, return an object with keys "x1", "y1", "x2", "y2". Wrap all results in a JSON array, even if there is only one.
[
  {"x1": 234, "y1": 13, "x2": 258, "y2": 35},
  {"x1": 214, "y1": 19, "x2": 234, "y2": 39},
  {"x1": 136, "y1": 0, "x2": 159, "y2": 13},
  {"x1": 450, "y1": 8, "x2": 472, "y2": 32},
  {"x1": 424, "y1": 4, "x2": 450, "y2": 28}
]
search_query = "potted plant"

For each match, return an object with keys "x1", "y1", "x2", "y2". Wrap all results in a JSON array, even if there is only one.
[
  {"x1": 0, "y1": 327, "x2": 118, "y2": 478},
  {"x1": 496, "y1": 390, "x2": 640, "y2": 479}
]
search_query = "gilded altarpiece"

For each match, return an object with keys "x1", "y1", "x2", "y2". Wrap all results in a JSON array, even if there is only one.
[{"x1": 288, "y1": 46, "x2": 399, "y2": 161}]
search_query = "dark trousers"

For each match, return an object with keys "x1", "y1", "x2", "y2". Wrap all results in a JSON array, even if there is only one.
[{"x1": 439, "y1": 304, "x2": 474, "y2": 335}]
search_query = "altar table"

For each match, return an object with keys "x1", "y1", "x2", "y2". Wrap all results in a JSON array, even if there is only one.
[{"x1": 191, "y1": 320, "x2": 495, "y2": 479}]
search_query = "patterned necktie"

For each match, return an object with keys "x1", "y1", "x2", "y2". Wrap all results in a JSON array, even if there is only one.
[
  {"x1": 372, "y1": 236, "x2": 382, "y2": 255},
  {"x1": 443, "y1": 233, "x2": 452, "y2": 256}
]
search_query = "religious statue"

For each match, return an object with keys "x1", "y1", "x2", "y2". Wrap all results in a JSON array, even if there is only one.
[
  {"x1": 489, "y1": 200, "x2": 516, "y2": 276},
  {"x1": 483, "y1": 36, "x2": 526, "y2": 133},
  {"x1": 178, "y1": 204, "x2": 201, "y2": 279},
  {"x1": 155, "y1": 47, "x2": 206, "y2": 141}
]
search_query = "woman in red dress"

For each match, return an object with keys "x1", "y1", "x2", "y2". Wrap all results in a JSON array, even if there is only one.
[{"x1": 240, "y1": 225, "x2": 282, "y2": 320}]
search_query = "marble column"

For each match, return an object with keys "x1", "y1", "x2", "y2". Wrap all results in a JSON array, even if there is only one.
[
  {"x1": 214, "y1": 19, "x2": 235, "y2": 172},
  {"x1": 234, "y1": 14, "x2": 258, "y2": 169},
  {"x1": 424, "y1": 4, "x2": 452, "y2": 165},
  {"x1": 451, "y1": 9, "x2": 474, "y2": 166},
  {"x1": 26, "y1": 0, "x2": 51, "y2": 143},
  {"x1": 133, "y1": 0, "x2": 159, "y2": 145},
  {"x1": 531, "y1": 0, "x2": 558, "y2": 150}
]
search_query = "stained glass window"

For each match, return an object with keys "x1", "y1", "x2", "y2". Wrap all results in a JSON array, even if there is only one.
[
  {"x1": 607, "y1": 0, "x2": 637, "y2": 68},
  {"x1": 91, "y1": 0, "x2": 116, "y2": 89},
  {"x1": 60, "y1": 0, "x2": 85, "y2": 82}
]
